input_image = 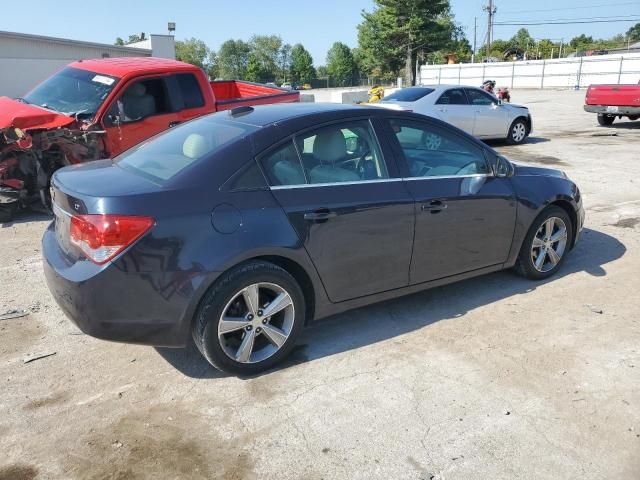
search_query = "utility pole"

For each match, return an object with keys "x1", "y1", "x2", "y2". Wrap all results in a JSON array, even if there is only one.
[
  {"x1": 483, "y1": 0, "x2": 497, "y2": 59},
  {"x1": 472, "y1": 17, "x2": 477, "y2": 63}
]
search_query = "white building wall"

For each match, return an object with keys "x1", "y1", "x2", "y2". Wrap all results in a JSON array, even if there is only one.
[
  {"x1": 420, "y1": 53, "x2": 640, "y2": 89},
  {"x1": 0, "y1": 31, "x2": 157, "y2": 97}
]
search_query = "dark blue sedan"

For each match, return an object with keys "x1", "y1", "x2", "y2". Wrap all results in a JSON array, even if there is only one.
[{"x1": 43, "y1": 103, "x2": 584, "y2": 374}]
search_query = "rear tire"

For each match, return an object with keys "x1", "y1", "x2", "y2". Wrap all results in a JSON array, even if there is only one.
[
  {"x1": 597, "y1": 114, "x2": 615, "y2": 126},
  {"x1": 193, "y1": 260, "x2": 306, "y2": 375},
  {"x1": 515, "y1": 206, "x2": 573, "y2": 280},
  {"x1": 0, "y1": 203, "x2": 17, "y2": 223},
  {"x1": 506, "y1": 118, "x2": 528, "y2": 145}
]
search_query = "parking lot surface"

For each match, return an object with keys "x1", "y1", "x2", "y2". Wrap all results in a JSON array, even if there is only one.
[{"x1": 1, "y1": 89, "x2": 639, "y2": 480}]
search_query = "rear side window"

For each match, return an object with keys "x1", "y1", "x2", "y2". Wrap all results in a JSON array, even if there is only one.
[
  {"x1": 262, "y1": 141, "x2": 306, "y2": 186},
  {"x1": 381, "y1": 87, "x2": 434, "y2": 103},
  {"x1": 436, "y1": 88, "x2": 468, "y2": 105},
  {"x1": 116, "y1": 116, "x2": 257, "y2": 182},
  {"x1": 176, "y1": 73, "x2": 205, "y2": 109}
]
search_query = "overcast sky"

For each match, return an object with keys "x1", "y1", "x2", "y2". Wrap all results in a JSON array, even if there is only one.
[{"x1": 1, "y1": 0, "x2": 638, "y2": 64}]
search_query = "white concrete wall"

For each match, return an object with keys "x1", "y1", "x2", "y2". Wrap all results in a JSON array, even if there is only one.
[
  {"x1": 421, "y1": 53, "x2": 640, "y2": 89},
  {"x1": 0, "y1": 31, "x2": 151, "y2": 97},
  {"x1": 127, "y1": 35, "x2": 175, "y2": 59}
]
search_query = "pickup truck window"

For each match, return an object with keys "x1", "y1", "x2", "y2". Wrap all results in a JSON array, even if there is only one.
[
  {"x1": 176, "y1": 73, "x2": 205, "y2": 109},
  {"x1": 23, "y1": 67, "x2": 118, "y2": 118},
  {"x1": 116, "y1": 116, "x2": 258, "y2": 183},
  {"x1": 109, "y1": 78, "x2": 171, "y2": 123}
]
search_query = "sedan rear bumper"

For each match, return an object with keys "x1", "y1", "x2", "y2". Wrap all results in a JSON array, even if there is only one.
[
  {"x1": 584, "y1": 104, "x2": 640, "y2": 116},
  {"x1": 42, "y1": 224, "x2": 199, "y2": 347}
]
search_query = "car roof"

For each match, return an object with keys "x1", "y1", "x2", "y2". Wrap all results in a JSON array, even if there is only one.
[
  {"x1": 69, "y1": 57, "x2": 200, "y2": 78},
  {"x1": 220, "y1": 102, "x2": 385, "y2": 128}
]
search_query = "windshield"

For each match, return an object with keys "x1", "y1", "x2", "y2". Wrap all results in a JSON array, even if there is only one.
[
  {"x1": 24, "y1": 67, "x2": 119, "y2": 118},
  {"x1": 380, "y1": 87, "x2": 434, "y2": 103},
  {"x1": 116, "y1": 115, "x2": 259, "y2": 183}
]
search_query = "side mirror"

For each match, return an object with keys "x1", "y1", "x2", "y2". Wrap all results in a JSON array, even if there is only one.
[
  {"x1": 494, "y1": 155, "x2": 512, "y2": 177},
  {"x1": 105, "y1": 114, "x2": 121, "y2": 127}
]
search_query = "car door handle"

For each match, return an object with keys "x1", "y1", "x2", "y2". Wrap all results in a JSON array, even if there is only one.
[
  {"x1": 169, "y1": 121, "x2": 181, "y2": 128},
  {"x1": 304, "y1": 210, "x2": 338, "y2": 221},
  {"x1": 421, "y1": 200, "x2": 447, "y2": 213}
]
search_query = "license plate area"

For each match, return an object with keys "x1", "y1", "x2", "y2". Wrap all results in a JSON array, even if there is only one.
[
  {"x1": 53, "y1": 202, "x2": 75, "y2": 257},
  {"x1": 606, "y1": 106, "x2": 619, "y2": 113}
]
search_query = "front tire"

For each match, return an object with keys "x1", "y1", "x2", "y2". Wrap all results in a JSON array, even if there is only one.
[
  {"x1": 597, "y1": 114, "x2": 615, "y2": 126},
  {"x1": 193, "y1": 261, "x2": 306, "y2": 375},
  {"x1": 515, "y1": 206, "x2": 573, "y2": 280},
  {"x1": 507, "y1": 118, "x2": 529, "y2": 145}
]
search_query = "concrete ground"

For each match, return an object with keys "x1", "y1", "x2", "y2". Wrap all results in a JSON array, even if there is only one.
[{"x1": 1, "y1": 89, "x2": 639, "y2": 480}]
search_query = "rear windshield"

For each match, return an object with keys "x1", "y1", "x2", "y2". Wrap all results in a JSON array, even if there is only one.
[
  {"x1": 116, "y1": 115, "x2": 258, "y2": 183},
  {"x1": 381, "y1": 87, "x2": 435, "y2": 103}
]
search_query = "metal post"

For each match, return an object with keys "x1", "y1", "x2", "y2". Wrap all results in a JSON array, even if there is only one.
[
  {"x1": 482, "y1": 63, "x2": 485, "y2": 83},
  {"x1": 576, "y1": 56, "x2": 584, "y2": 89},
  {"x1": 472, "y1": 17, "x2": 477, "y2": 64},
  {"x1": 618, "y1": 56, "x2": 624, "y2": 83},
  {"x1": 541, "y1": 59, "x2": 546, "y2": 89},
  {"x1": 511, "y1": 62, "x2": 515, "y2": 89},
  {"x1": 438, "y1": 67, "x2": 442, "y2": 85},
  {"x1": 458, "y1": 63, "x2": 462, "y2": 85}
]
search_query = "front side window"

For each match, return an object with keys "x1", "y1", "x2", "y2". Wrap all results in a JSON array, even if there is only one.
[
  {"x1": 295, "y1": 120, "x2": 388, "y2": 184},
  {"x1": 116, "y1": 116, "x2": 257, "y2": 182},
  {"x1": 108, "y1": 78, "x2": 171, "y2": 124},
  {"x1": 24, "y1": 67, "x2": 118, "y2": 119},
  {"x1": 388, "y1": 119, "x2": 490, "y2": 177},
  {"x1": 436, "y1": 88, "x2": 468, "y2": 105},
  {"x1": 465, "y1": 88, "x2": 497, "y2": 106}
]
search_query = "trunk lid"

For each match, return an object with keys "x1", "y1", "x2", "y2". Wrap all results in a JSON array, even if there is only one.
[
  {"x1": 585, "y1": 85, "x2": 640, "y2": 107},
  {"x1": 0, "y1": 96, "x2": 75, "y2": 130}
]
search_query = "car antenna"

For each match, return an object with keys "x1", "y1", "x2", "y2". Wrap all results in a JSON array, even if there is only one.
[{"x1": 229, "y1": 106, "x2": 254, "y2": 117}]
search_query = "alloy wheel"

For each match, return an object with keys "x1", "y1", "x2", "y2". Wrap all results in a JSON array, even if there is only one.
[
  {"x1": 530, "y1": 217, "x2": 568, "y2": 273},
  {"x1": 512, "y1": 122, "x2": 527, "y2": 143},
  {"x1": 218, "y1": 282, "x2": 295, "y2": 364}
]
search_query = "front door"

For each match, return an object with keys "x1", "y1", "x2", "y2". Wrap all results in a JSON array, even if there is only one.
[
  {"x1": 261, "y1": 119, "x2": 415, "y2": 302},
  {"x1": 385, "y1": 117, "x2": 516, "y2": 284},
  {"x1": 433, "y1": 87, "x2": 474, "y2": 134},
  {"x1": 103, "y1": 76, "x2": 183, "y2": 156},
  {"x1": 465, "y1": 88, "x2": 508, "y2": 138}
]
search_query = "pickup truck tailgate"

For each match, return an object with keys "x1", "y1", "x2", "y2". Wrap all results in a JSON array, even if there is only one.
[{"x1": 586, "y1": 85, "x2": 640, "y2": 107}]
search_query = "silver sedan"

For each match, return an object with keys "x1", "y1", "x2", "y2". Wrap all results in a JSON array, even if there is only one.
[{"x1": 374, "y1": 85, "x2": 532, "y2": 144}]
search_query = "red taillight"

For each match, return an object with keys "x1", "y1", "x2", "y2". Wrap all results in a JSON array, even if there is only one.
[{"x1": 70, "y1": 214, "x2": 154, "y2": 265}]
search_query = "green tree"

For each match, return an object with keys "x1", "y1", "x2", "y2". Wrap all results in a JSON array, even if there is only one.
[
  {"x1": 249, "y1": 35, "x2": 283, "y2": 82},
  {"x1": 245, "y1": 54, "x2": 263, "y2": 82},
  {"x1": 537, "y1": 39, "x2": 557, "y2": 59},
  {"x1": 358, "y1": 0, "x2": 453, "y2": 85},
  {"x1": 626, "y1": 23, "x2": 640, "y2": 42},
  {"x1": 114, "y1": 34, "x2": 142, "y2": 46},
  {"x1": 217, "y1": 39, "x2": 251, "y2": 80},
  {"x1": 175, "y1": 38, "x2": 210, "y2": 69},
  {"x1": 278, "y1": 43, "x2": 292, "y2": 83},
  {"x1": 569, "y1": 34, "x2": 594, "y2": 51},
  {"x1": 290, "y1": 44, "x2": 316, "y2": 83},
  {"x1": 326, "y1": 42, "x2": 356, "y2": 86}
]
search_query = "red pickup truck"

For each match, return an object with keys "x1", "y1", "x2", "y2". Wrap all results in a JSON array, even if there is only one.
[
  {"x1": 0, "y1": 57, "x2": 299, "y2": 221},
  {"x1": 584, "y1": 83, "x2": 640, "y2": 126}
]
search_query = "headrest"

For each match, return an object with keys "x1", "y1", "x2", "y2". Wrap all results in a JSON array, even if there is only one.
[
  {"x1": 182, "y1": 133, "x2": 211, "y2": 159},
  {"x1": 312, "y1": 130, "x2": 347, "y2": 164},
  {"x1": 127, "y1": 83, "x2": 147, "y2": 97}
]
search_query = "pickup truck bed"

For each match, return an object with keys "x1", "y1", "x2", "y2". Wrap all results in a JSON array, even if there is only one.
[
  {"x1": 584, "y1": 84, "x2": 640, "y2": 125},
  {"x1": 211, "y1": 81, "x2": 299, "y2": 108}
]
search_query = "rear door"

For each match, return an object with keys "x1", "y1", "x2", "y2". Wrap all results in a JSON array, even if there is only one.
[
  {"x1": 383, "y1": 117, "x2": 516, "y2": 283},
  {"x1": 261, "y1": 118, "x2": 415, "y2": 302},
  {"x1": 433, "y1": 87, "x2": 474, "y2": 134},
  {"x1": 102, "y1": 76, "x2": 183, "y2": 156},
  {"x1": 464, "y1": 88, "x2": 508, "y2": 138}
]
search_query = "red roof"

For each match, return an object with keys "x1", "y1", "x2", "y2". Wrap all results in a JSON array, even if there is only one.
[{"x1": 69, "y1": 57, "x2": 199, "y2": 78}]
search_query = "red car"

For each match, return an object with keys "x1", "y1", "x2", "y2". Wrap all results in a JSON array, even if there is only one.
[
  {"x1": 0, "y1": 57, "x2": 299, "y2": 221},
  {"x1": 584, "y1": 82, "x2": 640, "y2": 126}
]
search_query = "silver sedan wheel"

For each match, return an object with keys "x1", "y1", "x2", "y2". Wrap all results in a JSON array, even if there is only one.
[
  {"x1": 512, "y1": 122, "x2": 527, "y2": 142},
  {"x1": 424, "y1": 132, "x2": 442, "y2": 150},
  {"x1": 218, "y1": 282, "x2": 295, "y2": 364},
  {"x1": 530, "y1": 217, "x2": 568, "y2": 273}
]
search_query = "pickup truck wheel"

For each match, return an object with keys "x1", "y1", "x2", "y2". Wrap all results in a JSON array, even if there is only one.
[
  {"x1": 506, "y1": 118, "x2": 528, "y2": 145},
  {"x1": 597, "y1": 114, "x2": 615, "y2": 126},
  {"x1": 193, "y1": 260, "x2": 306, "y2": 375},
  {"x1": 0, "y1": 203, "x2": 17, "y2": 223}
]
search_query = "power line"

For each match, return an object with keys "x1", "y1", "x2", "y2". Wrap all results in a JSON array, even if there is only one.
[
  {"x1": 499, "y1": 2, "x2": 640, "y2": 14},
  {"x1": 494, "y1": 18, "x2": 640, "y2": 26},
  {"x1": 498, "y1": 14, "x2": 640, "y2": 23}
]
